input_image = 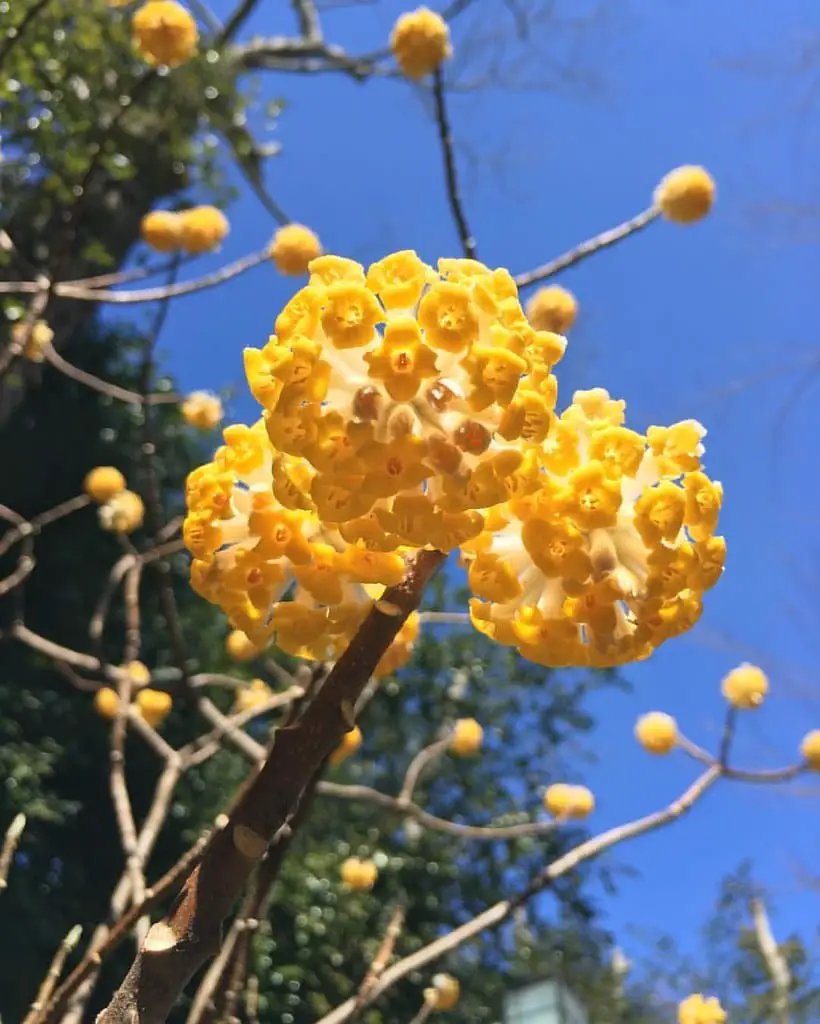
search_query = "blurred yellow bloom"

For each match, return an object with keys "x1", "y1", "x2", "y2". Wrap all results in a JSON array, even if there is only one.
[
  {"x1": 525, "y1": 285, "x2": 577, "y2": 334},
  {"x1": 132, "y1": 1, "x2": 198, "y2": 68},
  {"x1": 84, "y1": 466, "x2": 126, "y2": 504},
  {"x1": 635, "y1": 712, "x2": 677, "y2": 754},
  {"x1": 182, "y1": 391, "x2": 223, "y2": 430},
  {"x1": 721, "y1": 663, "x2": 767, "y2": 710},
  {"x1": 270, "y1": 224, "x2": 323, "y2": 276},
  {"x1": 178, "y1": 206, "x2": 229, "y2": 254},
  {"x1": 544, "y1": 783, "x2": 594, "y2": 820},
  {"x1": 140, "y1": 210, "x2": 182, "y2": 252},
  {"x1": 390, "y1": 7, "x2": 452, "y2": 79},
  {"x1": 655, "y1": 166, "x2": 716, "y2": 224},
  {"x1": 340, "y1": 856, "x2": 378, "y2": 890},
  {"x1": 136, "y1": 688, "x2": 173, "y2": 728},
  {"x1": 99, "y1": 490, "x2": 145, "y2": 534},
  {"x1": 450, "y1": 718, "x2": 483, "y2": 757},
  {"x1": 678, "y1": 994, "x2": 726, "y2": 1024}
]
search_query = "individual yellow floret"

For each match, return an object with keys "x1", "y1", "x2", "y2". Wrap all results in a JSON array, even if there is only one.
[
  {"x1": 140, "y1": 210, "x2": 182, "y2": 252},
  {"x1": 450, "y1": 718, "x2": 483, "y2": 757},
  {"x1": 136, "y1": 688, "x2": 173, "y2": 728},
  {"x1": 234, "y1": 678, "x2": 273, "y2": 714},
  {"x1": 182, "y1": 391, "x2": 223, "y2": 430},
  {"x1": 13, "y1": 321, "x2": 54, "y2": 362},
  {"x1": 424, "y1": 974, "x2": 460, "y2": 1011},
  {"x1": 132, "y1": 1, "x2": 198, "y2": 68},
  {"x1": 269, "y1": 224, "x2": 323, "y2": 276},
  {"x1": 178, "y1": 206, "x2": 229, "y2": 254},
  {"x1": 799, "y1": 730, "x2": 820, "y2": 770},
  {"x1": 340, "y1": 857, "x2": 378, "y2": 890},
  {"x1": 678, "y1": 993, "x2": 726, "y2": 1024},
  {"x1": 123, "y1": 661, "x2": 151, "y2": 689},
  {"x1": 634, "y1": 712, "x2": 677, "y2": 755},
  {"x1": 525, "y1": 285, "x2": 577, "y2": 334},
  {"x1": 94, "y1": 687, "x2": 121, "y2": 720},
  {"x1": 99, "y1": 490, "x2": 145, "y2": 534},
  {"x1": 330, "y1": 725, "x2": 363, "y2": 766},
  {"x1": 721, "y1": 663, "x2": 768, "y2": 710},
  {"x1": 390, "y1": 7, "x2": 452, "y2": 80},
  {"x1": 544, "y1": 783, "x2": 595, "y2": 820},
  {"x1": 654, "y1": 166, "x2": 716, "y2": 224},
  {"x1": 225, "y1": 630, "x2": 261, "y2": 663},
  {"x1": 84, "y1": 466, "x2": 126, "y2": 504}
]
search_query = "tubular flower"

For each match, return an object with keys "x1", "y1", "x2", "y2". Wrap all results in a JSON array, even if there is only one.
[
  {"x1": 123, "y1": 661, "x2": 151, "y2": 689},
  {"x1": 373, "y1": 612, "x2": 420, "y2": 678},
  {"x1": 140, "y1": 210, "x2": 182, "y2": 251},
  {"x1": 635, "y1": 711, "x2": 677, "y2": 754},
  {"x1": 182, "y1": 390, "x2": 224, "y2": 430},
  {"x1": 225, "y1": 629, "x2": 260, "y2": 663},
  {"x1": 270, "y1": 224, "x2": 323, "y2": 276},
  {"x1": 463, "y1": 390, "x2": 724, "y2": 668},
  {"x1": 99, "y1": 490, "x2": 145, "y2": 534},
  {"x1": 178, "y1": 206, "x2": 229, "y2": 254},
  {"x1": 800, "y1": 730, "x2": 820, "y2": 770},
  {"x1": 340, "y1": 857, "x2": 378, "y2": 890},
  {"x1": 136, "y1": 688, "x2": 173, "y2": 728},
  {"x1": 450, "y1": 718, "x2": 483, "y2": 756},
  {"x1": 525, "y1": 285, "x2": 577, "y2": 334},
  {"x1": 655, "y1": 166, "x2": 716, "y2": 224},
  {"x1": 132, "y1": 1, "x2": 198, "y2": 68},
  {"x1": 678, "y1": 994, "x2": 726, "y2": 1024},
  {"x1": 330, "y1": 725, "x2": 363, "y2": 766},
  {"x1": 544, "y1": 783, "x2": 594, "y2": 820},
  {"x1": 721, "y1": 663, "x2": 767, "y2": 710},
  {"x1": 94, "y1": 687, "x2": 121, "y2": 720},
  {"x1": 13, "y1": 320, "x2": 54, "y2": 362},
  {"x1": 390, "y1": 7, "x2": 452, "y2": 80},
  {"x1": 234, "y1": 678, "x2": 273, "y2": 713},
  {"x1": 424, "y1": 974, "x2": 461, "y2": 1011},
  {"x1": 84, "y1": 466, "x2": 126, "y2": 504}
]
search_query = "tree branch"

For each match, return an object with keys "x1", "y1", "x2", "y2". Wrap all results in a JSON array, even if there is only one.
[
  {"x1": 431, "y1": 68, "x2": 477, "y2": 260},
  {"x1": 750, "y1": 896, "x2": 791, "y2": 1024}
]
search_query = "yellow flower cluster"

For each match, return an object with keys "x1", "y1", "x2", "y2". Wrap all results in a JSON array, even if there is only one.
[
  {"x1": 270, "y1": 224, "x2": 323, "y2": 276},
  {"x1": 526, "y1": 285, "x2": 577, "y2": 335},
  {"x1": 13, "y1": 320, "x2": 54, "y2": 363},
  {"x1": 390, "y1": 7, "x2": 452, "y2": 80},
  {"x1": 721, "y1": 663, "x2": 767, "y2": 710},
  {"x1": 233, "y1": 677, "x2": 273, "y2": 714},
  {"x1": 94, "y1": 666, "x2": 173, "y2": 729},
  {"x1": 634, "y1": 711, "x2": 677, "y2": 754},
  {"x1": 424, "y1": 974, "x2": 461, "y2": 1011},
  {"x1": 678, "y1": 994, "x2": 726, "y2": 1024},
  {"x1": 543, "y1": 783, "x2": 594, "y2": 820},
  {"x1": 183, "y1": 251, "x2": 724, "y2": 668},
  {"x1": 140, "y1": 207, "x2": 229, "y2": 254},
  {"x1": 85, "y1": 465, "x2": 145, "y2": 534},
  {"x1": 801, "y1": 730, "x2": 820, "y2": 769},
  {"x1": 132, "y1": 1, "x2": 198, "y2": 68},
  {"x1": 182, "y1": 391, "x2": 224, "y2": 430},
  {"x1": 340, "y1": 857, "x2": 378, "y2": 890},
  {"x1": 450, "y1": 717, "x2": 483, "y2": 756},
  {"x1": 655, "y1": 166, "x2": 716, "y2": 225}
]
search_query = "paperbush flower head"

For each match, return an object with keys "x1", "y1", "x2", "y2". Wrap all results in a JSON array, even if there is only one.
[
  {"x1": 136, "y1": 688, "x2": 173, "y2": 728},
  {"x1": 424, "y1": 974, "x2": 460, "y2": 1010},
  {"x1": 234, "y1": 678, "x2": 273, "y2": 714},
  {"x1": 466, "y1": 395, "x2": 724, "y2": 667},
  {"x1": 390, "y1": 7, "x2": 452, "y2": 80},
  {"x1": 678, "y1": 994, "x2": 726, "y2": 1024},
  {"x1": 525, "y1": 285, "x2": 577, "y2": 334},
  {"x1": 634, "y1": 711, "x2": 677, "y2": 754},
  {"x1": 450, "y1": 717, "x2": 483, "y2": 756},
  {"x1": 721, "y1": 662, "x2": 767, "y2": 709},
  {"x1": 544, "y1": 783, "x2": 594, "y2": 820},
  {"x1": 13, "y1": 320, "x2": 54, "y2": 362},
  {"x1": 340, "y1": 856, "x2": 378, "y2": 890},
  {"x1": 373, "y1": 612, "x2": 420, "y2": 678},
  {"x1": 99, "y1": 490, "x2": 145, "y2": 534},
  {"x1": 655, "y1": 166, "x2": 716, "y2": 224},
  {"x1": 140, "y1": 210, "x2": 182, "y2": 252},
  {"x1": 270, "y1": 224, "x2": 323, "y2": 276},
  {"x1": 94, "y1": 687, "x2": 121, "y2": 720},
  {"x1": 800, "y1": 729, "x2": 820, "y2": 770},
  {"x1": 84, "y1": 466, "x2": 126, "y2": 504},
  {"x1": 123, "y1": 660, "x2": 151, "y2": 688},
  {"x1": 132, "y1": 1, "x2": 198, "y2": 68},
  {"x1": 225, "y1": 629, "x2": 260, "y2": 663},
  {"x1": 178, "y1": 206, "x2": 229, "y2": 254},
  {"x1": 182, "y1": 391, "x2": 224, "y2": 430},
  {"x1": 330, "y1": 725, "x2": 363, "y2": 766}
]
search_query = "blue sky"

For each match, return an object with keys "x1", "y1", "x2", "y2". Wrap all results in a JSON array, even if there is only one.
[{"x1": 122, "y1": 0, "x2": 820, "y2": 978}]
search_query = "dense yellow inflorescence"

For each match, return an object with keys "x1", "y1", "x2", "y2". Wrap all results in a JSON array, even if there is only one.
[
  {"x1": 179, "y1": 206, "x2": 230, "y2": 254},
  {"x1": 525, "y1": 285, "x2": 577, "y2": 335},
  {"x1": 678, "y1": 994, "x2": 726, "y2": 1024},
  {"x1": 183, "y1": 251, "x2": 725, "y2": 668},
  {"x1": 132, "y1": 1, "x2": 198, "y2": 68},
  {"x1": 721, "y1": 662, "x2": 767, "y2": 710},
  {"x1": 655, "y1": 166, "x2": 716, "y2": 225},
  {"x1": 634, "y1": 711, "x2": 677, "y2": 754},
  {"x1": 84, "y1": 466, "x2": 126, "y2": 504},
  {"x1": 390, "y1": 7, "x2": 452, "y2": 80},
  {"x1": 140, "y1": 210, "x2": 182, "y2": 252},
  {"x1": 800, "y1": 730, "x2": 820, "y2": 770},
  {"x1": 450, "y1": 718, "x2": 483, "y2": 756},
  {"x1": 234, "y1": 677, "x2": 273, "y2": 713},
  {"x1": 182, "y1": 391, "x2": 224, "y2": 430},
  {"x1": 543, "y1": 783, "x2": 595, "y2": 820},
  {"x1": 13, "y1": 321, "x2": 54, "y2": 362},
  {"x1": 270, "y1": 224, "x2": 323, "y2": 276},
  {"x1": 99, "y1": 490, "x2": 145, "y2": 534},
  {"x1": 340, "y1": 857, "x2": 378, "y2": 890},
  {"x1": 424, "y1": 974, "x2": 461, "y2": 1011}
]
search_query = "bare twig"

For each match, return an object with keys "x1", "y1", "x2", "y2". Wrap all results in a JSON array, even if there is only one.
[
  {"x1": 316, "y1": 767, "x2": 722, "y2": 1024},
  {"x1": 513, "y1": 207, "x2": 660, "y2": 288},
  {"x1": 122, "y1": 562, "x2": 143, "y2": 664},
  {"x1": 97, "y1": 548, "x2": 445, "y2": 1023},
  {"x1": 0, "y1": 813, "x2": 26, "y2": 891},
  {"x1": 0, "y1": 281, "x2": 50, "y2": 379},
  {"x1": 351, "y1": 903, "x2": 406, "y2": 1020},
  {"x1": 110, "y1": 673, "x2": 145, "y2": 910},
  {"x1": 407, "y1": 1001, "x2": 434, "y2": 1024},
  {"x1": 43, "y1": 343, "x2": 179, "y2": 405},
  {"x1": 400, "y1": 739, "x2": 449, "y2": 802},
  {"x1": 750, "y1": 896, "x2": 791, "y2": 1024},
  {"x1": 431, "y1": 68, "x2": 477, "y2": 259},
  {"x1": 22, "y1": 925, "x2": 83, "y2": 1024}
]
